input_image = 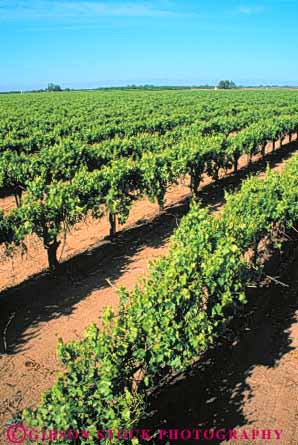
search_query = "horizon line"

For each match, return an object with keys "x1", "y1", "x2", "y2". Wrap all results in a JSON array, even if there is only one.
[{"x1": 2, "y1": 83, "x2": 298, "y2": 94}]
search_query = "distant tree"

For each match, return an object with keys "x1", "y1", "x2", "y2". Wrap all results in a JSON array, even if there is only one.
[
  {"x1": 217, "y1": 80, "x2": 237, "y2": 89},
  {"x1": 47, "y1": 83, "x2": 62, "y2": 92},
  {"x1": 218, "y1": 80, "x2": 227, "y2": 89}
]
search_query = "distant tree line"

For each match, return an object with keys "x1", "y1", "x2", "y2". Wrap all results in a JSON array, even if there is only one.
[
  {"x1": 217, "y1": 80, "x2": 237, "y2": 89},
  {"x1": 2, "y1": 81, "x2": 298, "y2": 94},
  {"x1": 97, "y1": 84, "x2": 215, "y2": 91},
  {"x1": 47, "y1": 83, "x2": 63, "y2": 92}
]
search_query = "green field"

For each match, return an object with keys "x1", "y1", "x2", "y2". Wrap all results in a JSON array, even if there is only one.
[
  {"x1": 1, "y1": 90, "x2": 298, "y2": 443},
  {"x1": 1, "y1": 89, "x2": 298, "y2": 270}
]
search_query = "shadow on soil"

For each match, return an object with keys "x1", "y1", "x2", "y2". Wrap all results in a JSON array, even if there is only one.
[
  {"x1": 0, "y1": 141, "x2": 297, "y2": 357},
  {"x1": 142, "y1": 233, "x2": 298, "y2": 444}
]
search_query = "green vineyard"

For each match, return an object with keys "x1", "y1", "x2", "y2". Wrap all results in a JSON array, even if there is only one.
[
  {"x1": 23, "y1": 148, "x2": 298, "y2": 445},
  {"x1": 1, "y1": 89, "x2": 298, "y2": 444},
  {"x1": 1, "y1": 90, "x2": 298, "y2": 270}
]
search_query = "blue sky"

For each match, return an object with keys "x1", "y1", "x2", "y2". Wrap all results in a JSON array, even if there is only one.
[{"x1": 0, "y1": 0, "x2": 298, "y2": 91}]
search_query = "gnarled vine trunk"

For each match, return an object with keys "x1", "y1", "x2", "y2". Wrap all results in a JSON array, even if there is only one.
[
  {"x1": 45, "y1": 238, "x2": 61, "y2": 272},
  {"x1": 233, "y1": 154, "x2": 239, "y2": 172},
  {"x1": 261, "y1": 142, "x2": 266, "y2": 158},
  {"x1": 109, "y1": 213, "x2": 117, "y2": 239},
  {"x1": 14, "y1": 187, "x2": 23, "y2": 208},
  {"x1": 190, "y1": 171, "x2": 201, "y2": 200}
]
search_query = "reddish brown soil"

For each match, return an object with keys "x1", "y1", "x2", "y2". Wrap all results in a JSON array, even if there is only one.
[{"x1": 0, "y1": 136, "x2": 297, "y2": 444}]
